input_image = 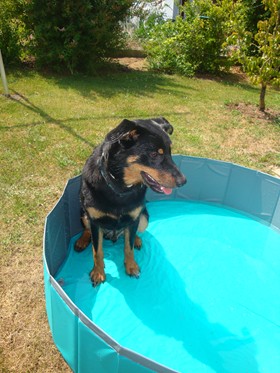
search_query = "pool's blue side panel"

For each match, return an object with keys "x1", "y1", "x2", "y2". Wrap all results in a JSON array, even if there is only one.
[
  {"x1": 77, "y1": 319, "x2": 154, "y2": 372},
  {"x1": 44, "y1": 176, "x2": 83, "y2": 277},
  {"x1": 272, "y1": 198, "x2": 280, "y2": 229},
  {"x1": 176, "y1": 156, "x2": 231, "y2": 203},
  {"x1": 146, "y1": 156, "x2": 280, "y2": 230},
  {"x1": 44, "y1": 266, "x2": 78, "y2": 372},
  {"x1": 118, "y1": 356, "x2": 155, "y2": 373},
  {"x1": 44, "y1": 265, "x2": 53, "y2": 332},
  {"x1": 44, "y1": 262, "x2": 157, "y2": 373},
  {"x1": 45, "y1": 265, "x2": 116, "y2": 373},
  {"x1": 44, "y1": 196, "x2": 69, "y2": 276},
  {"x1": 64, "y1": 176, "x2": 84, "y2": 239},
  {"x1": 224, "y1": 165, "x2": 280, "y2": 224},
  {"x1": 78, "y1": 319, "x2": 119, "y2": 373}
]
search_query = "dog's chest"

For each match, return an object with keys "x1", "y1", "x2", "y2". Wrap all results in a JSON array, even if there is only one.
[{"x1": 86, "y1": 205, "x2": 143, "y2": 230}]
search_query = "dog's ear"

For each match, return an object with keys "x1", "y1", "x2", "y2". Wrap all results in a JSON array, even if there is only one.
[
  {"x1": 99, "y1": 120, "x2": 139, "y2": 189},
  {"x1": 150, "y1": 117, "x2": 173, "y2": 135},
  {"x1": 105, "y1": 119, "x2": 139, "y2": 144}
]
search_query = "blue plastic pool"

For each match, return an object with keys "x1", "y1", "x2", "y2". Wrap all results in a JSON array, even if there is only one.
[{"x1": 44, "y1": 156, "x2": 280, "y2": 373}]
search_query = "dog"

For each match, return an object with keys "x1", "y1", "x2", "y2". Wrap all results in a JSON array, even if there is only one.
[{"x1": 74, "y1": 117, "x2": 186, "y2": 286}]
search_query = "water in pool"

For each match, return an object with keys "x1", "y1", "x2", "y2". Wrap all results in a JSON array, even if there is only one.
[{"x1": 56, "y1": 200, "x2": 280, "y2": 373}]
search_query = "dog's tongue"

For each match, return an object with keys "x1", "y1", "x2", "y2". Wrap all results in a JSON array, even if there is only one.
[{"x1": 161, "y1": 186, "x2": 173, "y2": 195}]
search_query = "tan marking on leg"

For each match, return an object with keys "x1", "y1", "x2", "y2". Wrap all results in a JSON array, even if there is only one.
[
  {"x1": 124, "y1": 228, "x2": 140, "y2": 277},
  {"x1": 138, "y1": 213, "x2": 148, "y2": 232},
  {"x1": 134, "y1": 235, "x2": 142, "y2": 249},
  {"x1": 90, "y1": 229, "x2": 106, "y2": 286},
  {"x1": 82, "y1": 214, "x2": 90, "y2": 229},
  {"x1": 128, "y1": 206, "x2": 143, "y2": 220}
]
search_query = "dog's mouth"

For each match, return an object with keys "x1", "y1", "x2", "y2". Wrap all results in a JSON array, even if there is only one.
[{"x1": 140, "y1": 171, "x2": 173, "y2": 195}]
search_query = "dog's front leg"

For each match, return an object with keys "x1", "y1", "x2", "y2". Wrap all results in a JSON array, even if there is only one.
[
  {"x1": 124, "y1": 222, "x2": 140, "y2": 278},
  {"x1": 89, "y1": 222, "x2": 105, "y2": 286}
]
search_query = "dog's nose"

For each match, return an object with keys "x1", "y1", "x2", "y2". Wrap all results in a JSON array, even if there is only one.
[{"x1": 176, "y1": 174, "x2": 187, "y2": 187}]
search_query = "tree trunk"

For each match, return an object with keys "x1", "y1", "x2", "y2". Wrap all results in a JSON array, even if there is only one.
[{"x1": 259, "y1": 82, "x2": 266, "y2": 112}]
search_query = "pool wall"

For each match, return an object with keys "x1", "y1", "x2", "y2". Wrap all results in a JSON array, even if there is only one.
[{"x1": 43, "y1": 156, "x2": 280, "y2": 373}]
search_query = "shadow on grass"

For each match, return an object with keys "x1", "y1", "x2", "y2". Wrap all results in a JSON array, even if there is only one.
[
  {"x1": 9, "y1": 66, "x2": 197, "y2": 100},
  {"x1": 195, "y1": 70, "x2": 260, "y2": 93},
  {"x1": 1, "y1": 64, "x2": 197, "y2": 150},
  {"x1": 47, "y1": 71, "x2": 198, "y2": 101},
  {"x1": 4, "y1": 66, "x2": 271, "y2": 149},
  {"x1": 6, "y1": 91, "x2": 96, "y2": 148},
  {"x1": 2, "y1": 68, "x2": 192, "y2": 147}
]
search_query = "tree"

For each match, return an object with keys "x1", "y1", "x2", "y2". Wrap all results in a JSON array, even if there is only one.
[{"x1": 228, "y1": 0, "x2": 280, "y2": 111}]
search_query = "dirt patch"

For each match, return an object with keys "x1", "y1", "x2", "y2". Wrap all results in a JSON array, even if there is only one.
[
  {"x1": 224, "y1": 101, "x2": 280, "y2": 178},
  {"x1": 226, "y1": 102, "x2": 280, "y2": 124},
  {"x1": 113, "y1": 57, "x2": 148, "y2": 71}
]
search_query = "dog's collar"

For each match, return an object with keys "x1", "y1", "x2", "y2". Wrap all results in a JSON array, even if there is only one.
[
  {"x1": 109, "y1": 171, "x2": 133, "y2": 188},
  {"x1": 99, "y1": 150, "x2": 144, "y2": 197}
]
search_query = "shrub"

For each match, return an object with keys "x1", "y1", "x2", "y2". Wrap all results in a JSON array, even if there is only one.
[
  {"x1": 27, "y1": 0, "x2": 134, "y2": 73},
  {"x1": 0, "y1": 0, "x2": 30, "y2": 65},
  {"x1": 142, "y1": 0, "x2": 230, "y2": 76},
  {"x1": 134, "y1": 7, "x2": 166, "y2": 41}
]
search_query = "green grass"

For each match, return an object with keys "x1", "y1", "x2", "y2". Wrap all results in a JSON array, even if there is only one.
[{"x1": 0, "y1": 66, "x2": 279, "y2": 372}]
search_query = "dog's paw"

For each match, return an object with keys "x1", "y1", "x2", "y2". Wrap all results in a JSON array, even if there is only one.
[
  {"x1": 125, "y1": 259, "x2": 140, "y2": 278},
  {"x1": 74, "y1": 236, "x2": 90, "y2": 252},
  {"x1": 74, "y1": 240, "x2": 87, "y2": 252},
  {"x1": 90, "y1": 267, "x2": 106, "y2": 287},
  {"x1": 134, "y1": 235, "x2": 142, "y2": 250}
]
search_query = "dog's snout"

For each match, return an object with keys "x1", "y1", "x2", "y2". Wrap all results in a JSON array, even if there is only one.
[
  {"x1": 169, "y1": 163, "x2": 187, "y2": 188},
  {"x1": 171, "y1": 167, "x2": 186, "y2": 187},
  {"x1": 176, "y1": 174, "x2": 187, "y2": 187}
]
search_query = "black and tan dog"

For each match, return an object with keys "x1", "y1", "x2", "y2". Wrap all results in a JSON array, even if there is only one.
[{"x1": 74, "y1": 117, "x2": 186, "y2": 286}]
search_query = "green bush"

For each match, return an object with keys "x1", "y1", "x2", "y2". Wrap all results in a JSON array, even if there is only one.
[
  {"x1": 0, "y1": 0, "x2": 30, "y2": 65},
  {"x1": 142, "y1": 0, "x2": 230, "y2": 76},
  {"x1": 28, "y1": 0, "x2": 134, "y2": 73},
  {"x1": 135, "y1": 9, "x2": 166, "y2": 41}
]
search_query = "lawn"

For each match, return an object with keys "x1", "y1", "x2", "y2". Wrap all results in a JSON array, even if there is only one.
[{"x1": 0, "y1": 62, "x2": 279, "y2": 372}]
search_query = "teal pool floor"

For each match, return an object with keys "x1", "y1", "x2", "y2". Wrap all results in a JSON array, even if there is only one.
[{"x1": 56, "y1": 201, "x2": 280, "y2": 373}]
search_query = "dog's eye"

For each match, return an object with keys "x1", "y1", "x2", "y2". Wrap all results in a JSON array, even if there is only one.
[{"x1": 149, "y1": 152, "x2": 158, "y2": 158}]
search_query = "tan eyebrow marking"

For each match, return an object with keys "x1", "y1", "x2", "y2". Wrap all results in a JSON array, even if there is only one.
[
  {"x1": 127, "y1": 155, "x2": 139, "y2": 163},
  {"x1": 158, "y1": 148, "x2": 164, "y2": 155}
]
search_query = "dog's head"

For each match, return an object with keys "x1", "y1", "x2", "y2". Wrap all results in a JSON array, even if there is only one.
[{"x1": 100, "y1": 117, "x2": 186, "y2": 195}]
